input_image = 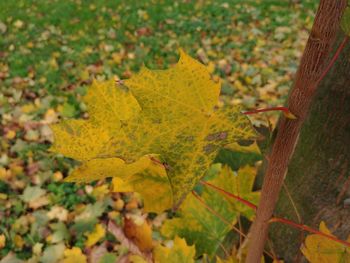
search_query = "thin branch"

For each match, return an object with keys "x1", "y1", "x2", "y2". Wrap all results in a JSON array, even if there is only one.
[{"x1": 270, "y1": 217, "x2": 350, "y2": 247}]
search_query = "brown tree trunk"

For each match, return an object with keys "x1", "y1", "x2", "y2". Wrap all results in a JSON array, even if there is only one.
[
  {"x1": 270, "y1": 25, "x2": 350, "y2": 263},
  {"x1": 246, "y1": 1, "x2": 348, "y2": 262}
]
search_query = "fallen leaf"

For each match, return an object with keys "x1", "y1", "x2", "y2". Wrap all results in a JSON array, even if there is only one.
[
  {"x1": 63, "y1": 247, "x2": 87, "y2": 263},
  {"x1": 85, "y1": 223, "x2": 106, "y2": 247},
  {"x1": 154, "y1": 236, "x2": 196, "y2": 263},
  {"x1": 124, "y1": 217, "x2": 154, "y2": 252}
]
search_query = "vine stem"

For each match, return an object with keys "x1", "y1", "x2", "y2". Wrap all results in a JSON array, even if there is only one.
[{"x1": 201, "y1": 180, "x2": 350, "y2": 248}]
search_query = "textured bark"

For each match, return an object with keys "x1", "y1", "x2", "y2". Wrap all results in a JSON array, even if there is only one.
[
  {"x1": 271, "y1": 29, "x2": 350, "y2": 263},
  {"x1": 246, "y1": 1, "x2": 348, "y2": 262}
]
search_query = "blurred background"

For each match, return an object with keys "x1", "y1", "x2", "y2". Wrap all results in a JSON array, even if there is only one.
[{"x1": 0, "y1": 0, "x2": 317, "y2": 261}]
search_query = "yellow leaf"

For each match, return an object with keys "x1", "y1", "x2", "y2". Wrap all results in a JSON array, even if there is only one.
[
  {"x1": 154, "y1": 236, "x2": 196, "y2": 263},
  {"x1": 50, "y1": 120, "x2": 115, "y2": 161},
  {"x1": 91, "y1": 184, "x2": 109, "y2": 199},
  {"x1": 50, "y1": 50, "x2": 257, "y2": 210},
  {"x1": 85, "y1": 224, "x2": 106, "y2": 247},
  {"x1": 129, "y1": 255, "x2": 148, "y2": 263},
  {"x1": 301, "y1": 221, "x2": 350, "y2": 263},
  {"x1": 63, "y1": 247, "x2": 87, "y2": 263},
  {"x1": 111, "y1": 155, "x2": 172, "y2": 213},
  {"x1": 122, "y1": 50, "x2": 257, "y2": 205},
  {"x1": 14, "y1": 235, "x2": 24, "y2": 249},
  {"x1": 124, "y1": 217, "x2": 154, "y2": 252}
]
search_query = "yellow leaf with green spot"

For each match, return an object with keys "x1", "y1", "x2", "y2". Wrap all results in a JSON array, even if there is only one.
[
  {"x1": 301, "y1": 221, "x2": 350, "y2": 263},
  {"x1": 154, "y1": 236, "x2": 196, "y2": 263},
  {"x1": 161, "y1": 164, "x2": 239, "y2": 257},
  {"x1": 50, "y1": 50, "x2": 257, "y2": 210},
  {"x1": 120, "y1": 50, "x2": 256, "y2": 206}
]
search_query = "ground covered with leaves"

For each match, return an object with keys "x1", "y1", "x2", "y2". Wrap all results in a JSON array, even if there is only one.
[{"x1": 0, "y1": 0, "x2": 317, "y2": 261}]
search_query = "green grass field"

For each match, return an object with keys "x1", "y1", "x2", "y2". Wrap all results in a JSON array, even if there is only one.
[{"x1": 0, "y1": 0, "x2": 317, "y2": 261}]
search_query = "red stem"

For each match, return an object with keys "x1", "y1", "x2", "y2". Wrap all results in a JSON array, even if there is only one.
[
  {"x1": 201, "y1": 180, "x2": 350, "y2": 248},
  {"x1": 270, "y1": 217, "x2": 350, "y2": 247},
  {"x1": 243, "y1": 106, "x2": 291, "y2": 116},
  {"x1": 200, "y1": 181, "x2": 257, "y2": 210},
  {"x1": 314, "y1": 36, "x2": 350, "y2": 88}
]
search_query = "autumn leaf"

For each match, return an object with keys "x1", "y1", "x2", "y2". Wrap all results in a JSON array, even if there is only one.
[
  {"x1": 50, "y1": 50, "x2": 257, "y2": 210},
  {"x1": 124, "y1": 216, "x2": 154, "y2": 252},
  {"x1": 63, "y1": 247, "x2": 87, "y2": 263},
  {"x1": 161, "y1": 164, "x2": 240, "y2": 257},
  {"x1": 85, "y1": 223, "x2": 106, "y2": 247},
  {"x1": 301, "y1": 221, "x2": 350, "y2": 263},
  {"x1": 153, "y1": 236, "x2": 196, "y2": 263},
  {"x1": 121, "y1": 49, "x2": 257, "y2": 206}
]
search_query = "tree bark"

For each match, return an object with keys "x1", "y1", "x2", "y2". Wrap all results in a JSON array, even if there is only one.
[
  {"x1": 246, "y1": 1, "x2": 348, "y2": 262},
  {"x1": 270, "y1": 21, "x2": 350, "y2": 263}
]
